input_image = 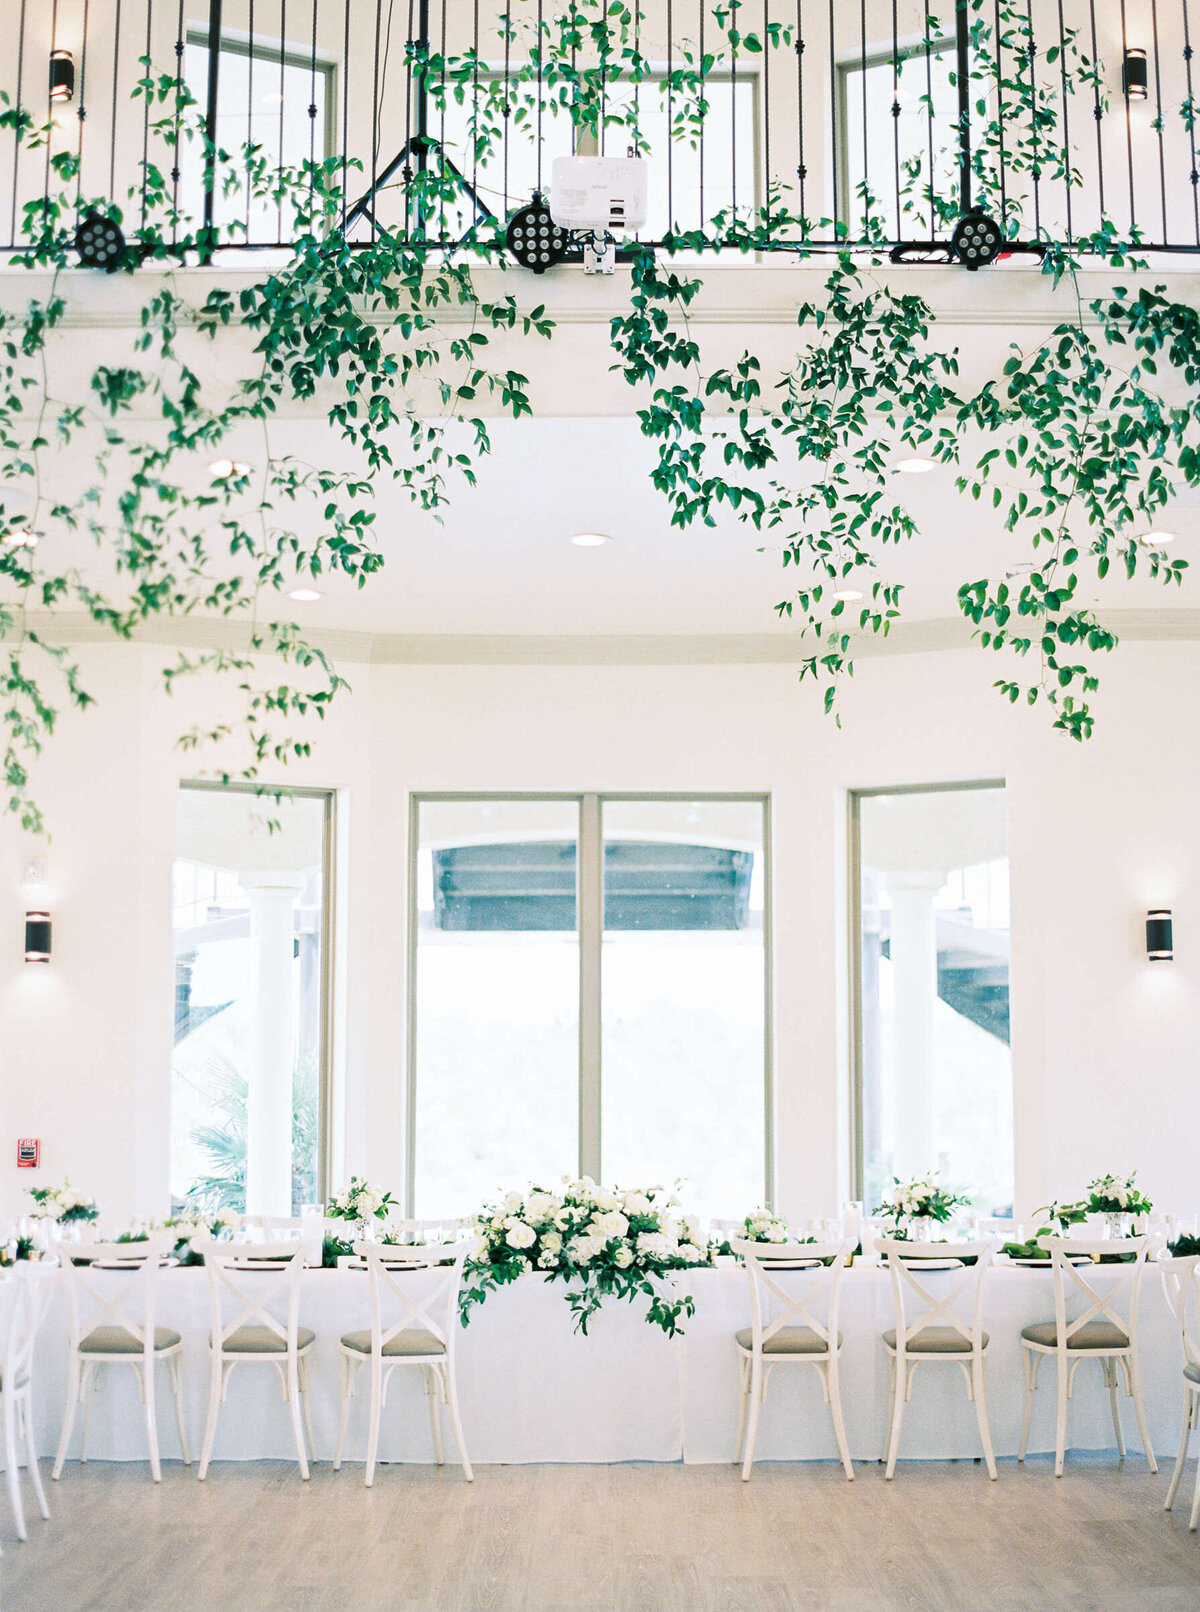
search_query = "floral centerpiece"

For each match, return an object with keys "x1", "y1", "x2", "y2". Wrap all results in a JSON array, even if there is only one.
[
  {"x1": 323, "y1": 1177, "x2": 397, "y2": 1265},
  {"x1": 1002, "y1": 1200, "x2": 1088, "y2": 1261},
  {"x1": 28, "y1": 1180, "x2": 98, "y2": 1225},
  {"x1": 1086, "y1": 1172, "x2": 1152, "y2": 1238},
  {"x1": 462, "y1": 1178, "x2": 709, "y2": 1337},
  {"x1": 874, "y1": 1174, "x2": 969, "y2": 1241},
  {"x1": 712, "y1": 1209, "x2": 792, "y2": 1257},
  {"x1": 162, "y1": 1210, "x2": 236, "y2": 1266}
]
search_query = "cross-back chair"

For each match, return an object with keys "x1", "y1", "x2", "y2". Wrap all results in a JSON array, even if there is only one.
[
  {"x1": 732, "y1": 1237, "x2": 854, "y2": 1482},
  {"x1": 1160, "y1": 1253, "x2": 1200, "y2": 1523},
  {"x1": 192, "y1": 1237, "x2": 317, "y2": 1481},
  {"x1": 333, "y1": 1240, "x2": 473, "y2": 1487},
  {"x1": 0, "y1": 1263, "x2": 57, "y2": 1543},
  {"x1": 1018, "y1": 1235, "x2": 1156, "y2": 1478},
  {"x1": 877, "y1": 1237, "x2": 999, "y2": 1481},
  {"x1": 52, "y1": 1236, "x2": 187, "y2": 1484}
]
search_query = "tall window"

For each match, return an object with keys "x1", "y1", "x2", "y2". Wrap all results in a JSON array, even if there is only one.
[
  {"x1": 853, "y1": 782, "x2": 1013, "y2": 1217},
  {"x1": 838, "y1": 40, "x2": 959, "y2": 238},
  {"x1": 410, "y1": 795, "x2": 769, "y2": 1218},
  {"x1": 170, "y1": 784, "x2": 332, "y2": 1215}
]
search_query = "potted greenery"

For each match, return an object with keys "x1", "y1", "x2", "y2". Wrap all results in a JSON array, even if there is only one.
[
  {"x1": 875, "y1": 1175, "x2": 969, "y2": 1243},
  {"x1": 1085, "y1": 1173, "x2": 1152, "y2": 1239}
]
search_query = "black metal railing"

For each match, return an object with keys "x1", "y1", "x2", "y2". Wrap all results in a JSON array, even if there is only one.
[{"x1": 3, "y1": 0, "x2": 1200, "y2": 263}]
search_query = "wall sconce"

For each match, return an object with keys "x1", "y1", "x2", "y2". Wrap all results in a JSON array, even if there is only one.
[
  {"x1": 1123, "y1": 47, "x2": 1149, "y2": 101},
  {"x1": 49, "y1": 49, "x2": 75, "y2": 105},
  {"x1": 1146, "y1": 909, "x2": 1173, "y2": 962},
  {"x1": 24, "y1": 911, "x2": 51, "y2": 963}
]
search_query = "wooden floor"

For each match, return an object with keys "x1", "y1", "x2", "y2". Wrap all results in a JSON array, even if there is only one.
[{"x1": 5, "y1": 1455, "x2": 1200, "y2": 1612}]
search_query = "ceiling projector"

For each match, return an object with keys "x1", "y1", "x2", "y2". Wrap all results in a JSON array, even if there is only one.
[{"x1": 549, "y1": 155, "x2": 649, "y2": 235}]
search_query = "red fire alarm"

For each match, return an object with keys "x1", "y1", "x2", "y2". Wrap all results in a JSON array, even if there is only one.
[{"x1": 16, "y1": 1139, "x2": 39, "y2": 1169}]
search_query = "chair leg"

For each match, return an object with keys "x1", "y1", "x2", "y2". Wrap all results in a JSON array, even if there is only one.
[
  {"x1": 364, "y1": 1360, "x2": 382, "y2": 1488},
  {"x1": 884, "y1": 1358, "x2": 906, "y2": 1481},
  {"x1": 972, "y1": 1355, "x2": 997, "y2": 1481},
  {"x1": 144, "y1": 1362, "x2": 162, "y2": 1484},
  {"x1": 197, "y1": 1360, "x2": 223, "y2": 1481},
  {"x1": 881, "y1": 1354, "x2": 896, "y2": 1465},
  {"x1": 740, "y1": 1356, "x2": 764, "y2": 1482},
  {"x1": 300, "y1": 1357, "x2": 319, "y2": 1466},
  {"x1": 1054, "y1": 1352, "x2": 1070, "y2": 1479},
  {"x1": 733, "y1": 1354, "x2": 750, "y2": 1464},
  {"x1": 1105, "y1": 1358, "x2": 1126, "y2": 1459},
  {"x1": 1190, "y1": 1451, "x2": 1200, "y2": 1532},
  {"x1": 1166, "y1": 1387, "x2": 1195, "y2": 1511},
  {"x1": 286, "y1": 1361, "x2": 310, "y2": 1482},
  {"x1": 426, "y1": 1368, "x2": 445, "y2": 1466},
  {"x1": 1128, "y1": 1352, "x2": 1159, "y2": 1475},
  {"x1": 826, "y1": 1360, "x2": 854, "y2": 1482},
  {"x1": 52, "y1": 1356, "x2": 82, "y2": 1481},
  {"x1": 20, "y1": 1396, "x2": 49, "y2": 1522},
  {"x1": 4, "y1": 1390, "x2": 26, "y2": 1542},
  {"x1": 168, "y1": 1355, "x2": 191, "y2": 1467},
  {"x1": 79, "y1": 1364, "x2": 95, "y2": 1465},
  {"x1": 1018, "y1": 1347, "x2": 1035, "y2": 1463},
  {"x1": 444, "y1": 1367, "x2": 473, "y2": 1483},
  {"x1": 334, "y1": 1353, "x2": 354, "y2": 1471}
]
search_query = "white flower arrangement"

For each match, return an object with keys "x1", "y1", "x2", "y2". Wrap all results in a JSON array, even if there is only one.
[
  {"x1": 711, "y1": 1208, "x2": 792, "y2": 1257},
  {"x1": 1086, "y1": 1172, "x2": 1152, "y2": 1216},
  {"x1": 462, "y1": 1178, "x2": 709, "y2": 1336},
  {"x1": 28, "y1": 1179, "x2": 99, "y2": 1225},
  {"x1": 326, "y1": 1176, "x2": 396, "y2": 1226},
  {"x1": 874, "y1": 1173, "x2": 968, "y2": 1228}
]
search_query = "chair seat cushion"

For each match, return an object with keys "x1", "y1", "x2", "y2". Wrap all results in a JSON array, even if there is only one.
[
  {"x1": 1021, "y1": 1319, "x2": 1129, "y2": 1351},
  {"x1": 79, "y1": 1325, "x2": 181, "y2": 1355},
  {"x1": 220, "y1": 1325, "x2": 316, "y2": 1354},
  {"x1": 884, "y1": 1326, "x2": 986, "y2": 1354},
  {"x1": 734, "y1": 1326, "x2": 837, "y2": 1355},
  {"x1": 340, "y1": 1328, "x2": 445, "y2": 1357},
  {"x1": 1184, "y1": 1362, "x2": 1200, "y2": 1385}
]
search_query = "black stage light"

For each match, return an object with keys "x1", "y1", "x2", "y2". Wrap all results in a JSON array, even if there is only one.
[
  {"x1": 75, "y1": 212, "x2": 127, "y2": 271},
  {"x1": 505, "y1": 197, "x2": 569, "y2": 274},
  {"x1": 950, "y1": 207, "x2": 1003, "y2": 270}
]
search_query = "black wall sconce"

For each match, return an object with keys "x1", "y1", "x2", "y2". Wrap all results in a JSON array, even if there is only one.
[
  {"x1": 1146, "y1": 909, "x2": 1173, "y2": 961},
  {"x1": 1123, "y1": 47, "x2": 1149, "y2": 101},
  {"x1": 49, "y1": 49, "x2": 75, "y2": 105},
  {"x1": 24, "y1": 912, "x2": 51, "y2": 963}
]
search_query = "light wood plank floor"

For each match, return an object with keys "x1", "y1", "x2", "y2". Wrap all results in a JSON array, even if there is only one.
[{"x1": 6, "y1": 1456, "x2": 1200, "y2": 1612}]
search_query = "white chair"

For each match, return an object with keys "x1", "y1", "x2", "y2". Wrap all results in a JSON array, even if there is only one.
[
  {"x1": 877, "y1": 1236, "x2": 999, "y2": 1481},
  {"x1": 1018, "y1": 1234, "x2": 1157, "y2": 1478},
  {"x1": 1160, "y1": 1253, "x2": 1200, "y2": 1523},
  {"x1": 0, "y1": 1263, "x2": 57, "y2": 1542},
  {"x1": 732, "y1": 1237, "x2": 854, "y2": 1482},
  {"x1": 52, "y1": 1238, "x2": 188, "y2": 1484},
  {"x1": 193, "y1": 1237, "x2": 317, "y2": 1481},
  {"x1": 333, "y1": 1240, "x2": 473, "y2": 1488}
]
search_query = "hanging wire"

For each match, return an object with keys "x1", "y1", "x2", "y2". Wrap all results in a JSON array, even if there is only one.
[
  {"x1": 1056, "y1": 0, "x2": 1073, "y2": 244},
  {"x1": 109, "y1": 0, "x2": 122, "y2": 202},
  {"x1": 1151, "y1": 0, "x2": 1168, "y2": 242},
  {"x1": 1120, "y1": 0, "x2": 1136, "y2": 233},
  {"x1": 1183, "y1": 0, "x2": 1200, "y2": 244}
]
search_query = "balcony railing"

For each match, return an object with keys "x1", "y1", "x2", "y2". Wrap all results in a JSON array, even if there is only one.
[{"x1": 3, "y1": 1, "x2": 1200, "y2": 264}]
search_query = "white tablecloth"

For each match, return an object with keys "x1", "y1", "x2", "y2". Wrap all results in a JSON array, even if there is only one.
[{"x1": 29, "y1": 1263, "x2": 1187, "y2": 1467}]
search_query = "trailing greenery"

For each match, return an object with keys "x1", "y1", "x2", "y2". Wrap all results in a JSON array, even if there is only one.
[{"x1": 1, "y1": 1, "x2": 1199, "y2": 826}]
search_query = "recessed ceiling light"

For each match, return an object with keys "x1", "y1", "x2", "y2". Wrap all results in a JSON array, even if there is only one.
[
  {"x1": 288, "y1": 588, "x2": 322, "y2": 602},
  {"x1": 1138, "y1": 529, "x2": 1177, "y2": 545},
  {"x1": 570, "y1": 532, "x2": 611, "y2": 547},
  {"x1": 2, "y1": 529, "x2": 39, "y2": 548},
  {"x1": 832, "y1": 587, "x2": 864, "y2": 602},
  {"x1": 209, "y1": 458, "x2": 252, "y2": 480},
  {"x1": 894, "y1": 456, "x2": 937, "y2": 474}
]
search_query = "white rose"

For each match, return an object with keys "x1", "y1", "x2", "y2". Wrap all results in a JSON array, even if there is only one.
[
  {"x1": 613, "y1": 1245, "x2": 634, "y2": 1269},
  {"x1": 590, "y1": 1189, "x2": 620, "y2": 1213},
  {"x1": 554, "y1": 1209, "x2": 572, "y2": 1230},
  {"x1": 568, "y1": 1233, "x2": 602, "y2": 1263},
  {"x1": 540, "y1": 1251, "x2": 560, "y2": 1268},
  {"x1": 526, "y1": 1192, "x2": 557, "y2": 1224},
  {"x1": 504, "y1": 1191, "x2": 524, "y2": 1213},
  {"x1": 637, "y1": 1231, "x2": 673, "y2": 1261},
  {"x1": 540, "y1": 1231, "x2": 562, "y2": 1257},
  {"x1": 589, "y1": 1210, "x2": 629, "y2": 1241},
  {"x1": 505, "y1": 1219, "x2": 536, "y2": 1250},
  {"x1": 678, "y1": 1242, "x2": 706, "y2": 1264},
  {"x1": 623, "y1": 1192, "x2": 652, "y2": 1217}
]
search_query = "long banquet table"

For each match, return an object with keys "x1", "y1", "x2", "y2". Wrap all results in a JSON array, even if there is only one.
[{"x1": 30, "y1": 1262, "x2": 1188, "y2": 1467}]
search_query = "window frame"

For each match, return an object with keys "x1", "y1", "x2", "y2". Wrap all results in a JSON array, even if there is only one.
[
  {"x1": 847, "y1": 777, "x2": 1007, "y2": 1204},
  {"x1": 175, "y1": 778, "x2": 338, "y2": 1206},
  {"x1": 185, "y1": 29, "x2": 339, "y2": 171},
  {"x1": 406, "y1": 791, "x2": 773, "y2": 1215}
]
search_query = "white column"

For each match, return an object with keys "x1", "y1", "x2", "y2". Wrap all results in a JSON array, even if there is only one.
[
  {"x1": 886, "y1": 872, "x2": 945, "y2": 1183},
  {"x1": 242, "y1": 873, "x2": 305, "y2": 1217}
]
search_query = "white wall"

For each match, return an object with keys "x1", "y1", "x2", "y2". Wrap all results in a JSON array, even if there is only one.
[{"x1": 2, "y1": 635, "x2": 1198, "y2": 1226}]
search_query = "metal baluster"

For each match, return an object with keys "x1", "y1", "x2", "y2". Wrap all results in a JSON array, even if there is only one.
[
  {"x1": 1056, "y1": 0, "x2": 1073, "y2": 245},
  {"x1": 1121, "y1": 0, "x2": 1136, "y2": 234}
]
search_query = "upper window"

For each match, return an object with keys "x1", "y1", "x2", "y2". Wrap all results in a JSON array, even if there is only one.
[
  {"x1": 411, "y1": 795, "x2": 769, "y2": 1218},
  {"x1": 853, "y1": 782, "x2": 1013, "y2": 1218},
  {"x1": 170, "y1": 783, "x2": 332, "y2": 1215}
]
